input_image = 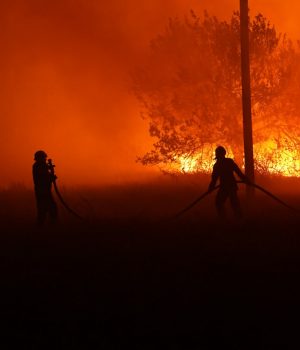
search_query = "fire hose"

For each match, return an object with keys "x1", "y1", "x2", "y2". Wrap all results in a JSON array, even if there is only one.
[
  {"x1": 175, "y1": 181, "x2": 300, "y2": 218},
  {"x1": 48, "y1": 159, "x2": 85, "y2": 221},
  {"x1": 46, "y1": 159, "x2": 299, "y2": 220}
]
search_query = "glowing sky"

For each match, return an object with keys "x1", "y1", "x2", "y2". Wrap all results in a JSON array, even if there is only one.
[{"x1": 1, "y1": 0, "x2": 299, "y2": 186}]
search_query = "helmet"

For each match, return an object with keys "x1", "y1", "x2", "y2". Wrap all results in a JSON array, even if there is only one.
[
  {"x1": 34, "y1": 150, "x2": 47, "y2": 161},
  {"x1": 215, "y1": 146, "x2": 226, "y2": 159}
]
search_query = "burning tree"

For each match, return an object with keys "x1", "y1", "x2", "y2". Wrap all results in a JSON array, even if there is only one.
[{"x1": 133, "y1": 11, "x2": 300, "y2": 176}]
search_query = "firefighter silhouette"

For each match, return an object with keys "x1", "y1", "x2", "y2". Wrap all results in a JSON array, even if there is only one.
[
  {"x1": 208, "y1": 146, "x2": 249, "y2": 218},
  {"x1": 32, "y1": 150, "x2": 58, "y2": 226}
]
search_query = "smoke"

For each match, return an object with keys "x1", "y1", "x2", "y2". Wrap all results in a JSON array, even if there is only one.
[{"x1": 0, "y1": 0, "x2": 298, "y2": 186}]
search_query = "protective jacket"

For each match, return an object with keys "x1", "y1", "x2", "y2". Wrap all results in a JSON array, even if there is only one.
[
  {"x1": 33, "y1": 161, "x2": 55, "y2": 196},
  {"x1": 209, "y1": 158, "x2": 247, "y2": 191}
]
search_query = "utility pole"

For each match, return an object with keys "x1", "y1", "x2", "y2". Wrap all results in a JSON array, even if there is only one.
[{"x1": 240, "y1": 0, "x2": 255, "y2": 197}]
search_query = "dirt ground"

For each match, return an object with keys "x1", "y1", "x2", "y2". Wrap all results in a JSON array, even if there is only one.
[{"x1": 1, "y1": 178, "x2": 300, "y2": 347}]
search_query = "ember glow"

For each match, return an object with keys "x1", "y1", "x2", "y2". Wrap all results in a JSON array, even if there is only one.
[
  {"x1": 167, "y1": 139, "x2": 300, "y2": 177},
  {"x1": 254, "y1": 139, "x2": 300, "y2": 177},
  {"x1": 166, "y1": 146, "x2": 234, "y2": 174}
]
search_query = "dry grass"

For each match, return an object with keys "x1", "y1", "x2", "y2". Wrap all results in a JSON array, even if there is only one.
[{"x1": 0, "y1": 176, "x2": 300, "y2": 346}]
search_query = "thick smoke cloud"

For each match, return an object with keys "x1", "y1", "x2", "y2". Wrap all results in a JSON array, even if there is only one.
[{"x1": 0, "y1": 0, "x2": 298, "y2": 186}]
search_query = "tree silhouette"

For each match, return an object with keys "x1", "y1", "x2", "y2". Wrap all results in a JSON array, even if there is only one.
[{"x1": 133, "y1": 11, "x2": 300, "y2": 174}]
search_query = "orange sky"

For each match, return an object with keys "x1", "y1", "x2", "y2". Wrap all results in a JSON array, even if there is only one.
[{"x1": 1, "y1": 0, "x2": 300, "y2": 186}]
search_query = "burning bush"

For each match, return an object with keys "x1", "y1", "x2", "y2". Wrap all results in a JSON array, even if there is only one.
[{"x1": 133, "y1": 11, "x2": 300, "y2": 176}]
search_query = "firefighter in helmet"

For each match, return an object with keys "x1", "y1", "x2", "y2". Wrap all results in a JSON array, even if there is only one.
[
  {"x1": 208, "y1": 146, "x2": 249, "y2": 218},
  {"x1": 32, "y1": 150, "x2": 58, "y2": 226}
]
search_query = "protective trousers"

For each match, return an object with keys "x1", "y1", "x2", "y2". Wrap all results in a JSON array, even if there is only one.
[
  {"x1": 35, "y1": 193, "x2": 58, "y2": 226},
  {"x1": 215, "y1": 188, "x2": 242, "y2": 219}
]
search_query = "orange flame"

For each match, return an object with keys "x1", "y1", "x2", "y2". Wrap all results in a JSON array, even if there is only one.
[{"x1": 166, "y1": 139, "x2": 300, "y2": 177}]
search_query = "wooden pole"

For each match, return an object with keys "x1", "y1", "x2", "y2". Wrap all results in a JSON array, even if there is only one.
[{"x1": 240, "y1": 0, "x2": 255, "y2": 197}]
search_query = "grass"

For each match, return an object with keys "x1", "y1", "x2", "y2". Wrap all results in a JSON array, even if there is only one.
[{"x1": 0, "y1": 176, "x2": 300, "y2": 347}]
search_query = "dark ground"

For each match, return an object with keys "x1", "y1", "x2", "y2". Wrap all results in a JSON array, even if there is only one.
[{"x1": 1, "y1": 177, "x2": 300, "y2": 348}]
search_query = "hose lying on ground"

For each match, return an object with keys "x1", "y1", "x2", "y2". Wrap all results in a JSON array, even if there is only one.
[
  {"x1": 52, "y1": 181, "x2": 85, "y2": 221},
  {"x1": 48, "y1": 159, "x2": 85, "y2": 221},
  {"x1": 175, "y1": 181, "x2": 300, "y2": 219}
]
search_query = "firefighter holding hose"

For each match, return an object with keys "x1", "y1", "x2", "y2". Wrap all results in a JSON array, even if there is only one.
[
  {"x1": 32, "y1": 150, "x2": 58, "y2": 226},
  {"x1": 208, "y1": 146, "x2": 250, "y2": 219}
]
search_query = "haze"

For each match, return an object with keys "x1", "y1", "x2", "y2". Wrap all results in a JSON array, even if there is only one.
[{"x1": 1, "y1": 0, "x2": 299, "y2": 187}]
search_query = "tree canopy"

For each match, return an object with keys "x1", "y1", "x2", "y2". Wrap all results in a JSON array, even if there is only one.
[{"x1": 132, "y1": 11, "x2": 300, "y2": 175}]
